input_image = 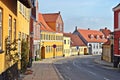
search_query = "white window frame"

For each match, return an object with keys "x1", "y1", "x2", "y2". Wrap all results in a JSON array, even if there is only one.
[
  {"x1": 0, "y1": 8, "x2": 2, "y2": 50},
  {"x1": 56, "y1": 23, "x2": 59, "y2": 31},
  {"x1": 119, "y1": 38, "x2": 120, "y2": 50},
  {"x1": 115, "y1": 12, "x2": 120, "y2": 31},
  {"x1": 9, "y1": 15, "x2": 12, "y2": 41},
  {"x1": 13, "y1": 19, "x2": 16, "y2": 40},
  {"x1": 119, "y1": 12, "x2": 120, "y2": 29}
]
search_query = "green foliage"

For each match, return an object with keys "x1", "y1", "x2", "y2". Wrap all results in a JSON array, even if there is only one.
[{"x1": 21, "y1": 39, "x2": 29, "y2": 73}]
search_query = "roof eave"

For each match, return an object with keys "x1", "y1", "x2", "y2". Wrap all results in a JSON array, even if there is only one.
[
  {"x1": 19, "y1": 0, "x2": 33, "y2": 8},
  {"x1": 113, "y1": 3, "x2": 120, "y2": 11}
]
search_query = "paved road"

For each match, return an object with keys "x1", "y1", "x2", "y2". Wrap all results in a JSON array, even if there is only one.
[{"x1": 54, "y1": 55, "x2": 120, "y2": 80}]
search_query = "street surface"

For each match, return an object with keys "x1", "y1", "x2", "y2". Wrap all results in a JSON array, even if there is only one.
[{"x1": 54, "y1": 55, "x2": 120, "y2": 80}]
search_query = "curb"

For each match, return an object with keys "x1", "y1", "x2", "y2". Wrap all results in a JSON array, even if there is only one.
[
  {"x1": 94, "y1": 59, "x2": 113, "y2": 67},
  {"x1": 52, "y1": 63, "x2": 64, "y2": 80}
]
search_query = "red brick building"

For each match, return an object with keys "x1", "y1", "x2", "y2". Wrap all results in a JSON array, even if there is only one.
[
  {"x1": 113, "y1": 3, "x2": 120, "y2": 68},
  {"x1": 30, "y1": 0, "x2": 40, "y2": 61},
  {"x1": 42, "y1": 12, "x2": 64, "y2": 33}
]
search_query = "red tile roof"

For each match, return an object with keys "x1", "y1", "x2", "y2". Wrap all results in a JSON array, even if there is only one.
[
  {"x1": 63, "y1": 33, "x2": 86, "y2": 46},
  {"x1": 103, "y1": 40, "x2": 110, "y2": 45},
  {"x1": 42, "y1": 12, "x2": 60, "y2": 22},
  {"x1": 77, "y1": 29, "x2": 107, "y2": 43},
  {"x1": 100, "y1": 27, "x2": 111, "y2": 38},
  {"x1": 38, "y1": 13, "x2": 54, "y2": 32}
]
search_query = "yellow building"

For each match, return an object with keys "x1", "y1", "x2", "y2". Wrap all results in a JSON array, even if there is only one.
[
  {"x1": 39, "y1": 13, "x2": 63, "y2": 59},
  {"x1": 63, "y1": 36, "x2": 71, "y2": 57},
  {"x1": 0, "y1": 0, "x2": 32, "y2": 79},
  {"x1": 17, "y1": 0, "x2": 33, "y2": 72},
  {"x1": 63, "y1": 33, "x2": 88, "y2": 56},
  {"x1": 0, "y1": 0, "x2": 18, "y2": 78}
]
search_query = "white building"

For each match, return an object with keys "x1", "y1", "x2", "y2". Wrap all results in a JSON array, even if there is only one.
[{"x1": 73, "y1": 27, "x2": 107, "y2": 55}]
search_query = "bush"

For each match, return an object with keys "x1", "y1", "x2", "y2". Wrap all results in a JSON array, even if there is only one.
[{"x1": 21, "y1": 40, "x2": 29, "y2": 73}]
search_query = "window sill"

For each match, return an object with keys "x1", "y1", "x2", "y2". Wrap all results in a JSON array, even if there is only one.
[{"x1": 0, "y1": 50, "x2": 4, "y2": 54}]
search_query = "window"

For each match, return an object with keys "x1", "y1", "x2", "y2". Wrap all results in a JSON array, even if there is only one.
[
  {"x1": 56, "y1": 23, "x2": 59, "y2": 31},
  {"x1": 60, "y1": 24, "x2": 63, "y2": 32},
  {"x1": 99, "y1": 43, "x2": 102, "y2": 48},
  {"x1": 93, "y1": 44, "x2": 95, "y2": 49},
  {"x1": 64, "y1": 40, "x2": 66, "y2": 44},
  {"x1": 96, "y1": 35, "x2": 99, "y2": 39},
  {"x1": 119, "y1": 38, "x2": 120, "y2": 50},
  {"x1": 8, "y1": 15, "x2": 12, "y2": 41},
  {"x1": 0, "y1": 8, "x2": 2, "y2": 50},
  {"x1": 19, "y1": 3, "x2": 22, "y2": 12},
  {"x1": 13, "y1": 19, "x2": 16, "y2": 40},
  {"x1": 68, "y1": 40, "x2": 69, "y2": 44},
  {"x1": 119, "y1": 12, "x2": 120, "y2": 28},
  {"x1": 96, "y1": 44, "x2": 98, "y2": 49}
]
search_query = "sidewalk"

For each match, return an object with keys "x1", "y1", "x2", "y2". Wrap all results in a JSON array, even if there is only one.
[
  {"x1": 94, "y1": 56, "x2": 113, "y2": 67},
  {"x1": 19, "y1": 59, "x2": 62, "y2": 80}
]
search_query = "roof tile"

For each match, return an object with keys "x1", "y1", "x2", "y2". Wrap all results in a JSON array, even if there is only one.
[
  {"x1": 77, "y1": 29, "x2": 107, "y2": 43},
  {"x1": 64, "y1": 33, "x2": 86, "y2": 46},
  {"x1": 42, "y1": 13, "x2": 60, "y2": 22},
  {"x1": 38, "y1": 13, "x2": 54, "y2": 32}
]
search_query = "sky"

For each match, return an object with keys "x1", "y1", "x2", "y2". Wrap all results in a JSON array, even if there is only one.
[{"x1": 38, "y1": 0, "x2": 120, "y2": 32}]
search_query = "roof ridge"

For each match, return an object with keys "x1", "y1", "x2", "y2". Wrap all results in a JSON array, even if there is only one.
[{"x1": 42, "y1": 13, "x2": 59, "y2": 15}]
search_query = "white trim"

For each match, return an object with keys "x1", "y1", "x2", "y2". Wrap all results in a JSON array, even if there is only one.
[
  {"x1": 118, "y1": 12, "x2": 120, "y2": 29},
  {"x1": 113, "y1": 6, "x2": 120, "y2": 11},
  {"x1": 114, "y1": 28, "x2": 120, "y2": 31},
  {"x1": 114, "y1": 54, "x2": 120, "y2": 57},
  {"x1": 34, "y1": 40, "x2": 40, "y2": 43},
  {"x1": 41, "y1": 40, "x2": 63, "y2": 42},
  {"x1": 114, "y1": 12, "x2": 120, "y2": 31}
]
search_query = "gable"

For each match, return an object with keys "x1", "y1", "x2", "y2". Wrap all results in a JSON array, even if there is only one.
[
  {"x1": 56, "y1": 15, "x2": 64, "y2": 24},
  {"x1": 113, "y1": 3, "x2": 120, "y2": 11}
]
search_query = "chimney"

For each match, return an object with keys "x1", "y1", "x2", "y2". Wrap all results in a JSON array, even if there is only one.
[
  {"x1": 58, "y1": 11, "x2": 60, "y2": 14},
  {"x1": 75, "y1": 26, "x2": 77, "y2": 31},
  {"x1": 105, "y1": 27, "x2": 107, "y2": 30}
]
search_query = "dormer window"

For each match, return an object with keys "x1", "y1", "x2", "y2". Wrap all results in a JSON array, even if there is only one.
[
  {"x1": 102, "y1": 35, "x2": 105, "y2": 39},
  {"x1": 96, "y1": 35, "x2": 99, "y2": 39},
  {"x1": 88, "y1": 34, "x2": 94, "y2": 39},
  {"x1": 106, "y1": 36, "x2": 109, "y2": 39}
]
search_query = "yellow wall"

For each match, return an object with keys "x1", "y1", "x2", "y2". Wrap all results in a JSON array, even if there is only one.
[
  {"x1": 17, "y1": 1, "x2": 30, "y2": 35},
  {"x1": 17, "y1": 1, "x2": 31, "y2": 70},
  {"x1": 71, "y1": 47, "x2": 78, "y2": 56},
  {"x1": 63, "y1": 36, "x2": 71, "y2": 57},
  {"x1": 0, "y1": 0, "x2": 17, "y2": 74},
  {"x1": 40, "y1": 31, "x2": 63, "y2": 59},
  {"x1": 79, "y1": 46, "x2": 88, "y2": 55},
  {"x1": 102, "y1": 45, "x2": 111, "y2": 62}
]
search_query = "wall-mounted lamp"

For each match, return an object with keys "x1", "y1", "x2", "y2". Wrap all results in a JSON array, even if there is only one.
[{"x1": 30, "y1": 32, "x2": 34, "y2": 38}]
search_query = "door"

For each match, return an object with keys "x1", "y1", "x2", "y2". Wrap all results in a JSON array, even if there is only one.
[
  {"x1": 41, "y1": 46, "x2": 45, "y2": 59},
  {"x1": 84, "y1": 48, "x2": 87, "y2": 55}
]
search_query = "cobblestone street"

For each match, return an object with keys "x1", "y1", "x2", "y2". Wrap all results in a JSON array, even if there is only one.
[{"x1": 20, "y1": 60, "x2": 60, "y2": 80}]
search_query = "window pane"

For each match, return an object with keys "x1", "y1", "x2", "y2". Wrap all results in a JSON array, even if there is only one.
[
  {"x1": 0, "y1": 9, "x2": 2, "y2": 50},
  {"x1": 119, "y1": 12, "x2": 120, "y2": 28},
  {"x1": 14, "y1": 19, "x2": 16, "y2": 40},
  {"x1": 9, "y1": 15, "x2": 12, "y2": 41}
]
